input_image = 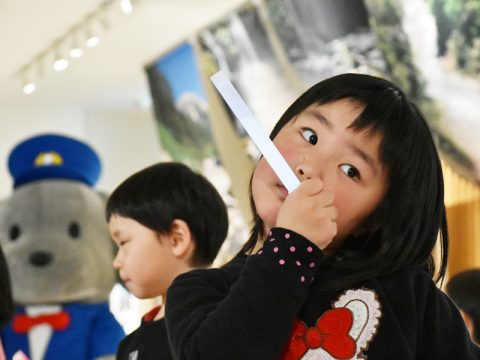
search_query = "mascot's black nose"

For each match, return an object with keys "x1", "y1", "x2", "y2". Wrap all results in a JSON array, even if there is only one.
[{"x1": 30, "y1": 251, "x2": 53, "y2": 267}]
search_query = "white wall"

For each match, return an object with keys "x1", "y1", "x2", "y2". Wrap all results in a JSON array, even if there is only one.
[
  {"x1": 0, "y1": 103, "x2": 166, "y2": 198},
  {"x1": 0, "y1": 104, "x2": 84, "y2": 198},
  {"x1": 84, "y1": 108, "x2": 167, "y2": 194}
]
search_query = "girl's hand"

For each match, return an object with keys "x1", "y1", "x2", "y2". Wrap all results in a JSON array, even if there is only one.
[{"x1": 276, "y1": 178, "x2": 337, "y2": 250}]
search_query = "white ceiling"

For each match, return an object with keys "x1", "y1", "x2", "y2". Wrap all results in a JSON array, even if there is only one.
[{"x1": 0, "y1": 0, "x2": 247, "y2": 110}]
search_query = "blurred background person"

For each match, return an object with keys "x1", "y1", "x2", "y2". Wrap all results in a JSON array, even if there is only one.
[{"x1": 446, "y1": 269, "x2": 480, "y2": 345}]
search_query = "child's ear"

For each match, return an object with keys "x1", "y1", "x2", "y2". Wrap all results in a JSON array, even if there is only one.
[{"x1": 169, "y1": 219, "x2": 195, "y2": 260}]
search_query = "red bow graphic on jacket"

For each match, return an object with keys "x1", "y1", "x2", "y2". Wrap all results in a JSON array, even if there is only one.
[
  {"x1": 280, "y1": 308, "x2": 356, "y2": 360},
  {"x1": 12, "y1": 311, "x2": 71, "y2": 333}
]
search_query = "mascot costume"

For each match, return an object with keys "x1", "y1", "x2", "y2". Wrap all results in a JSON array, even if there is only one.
[{"x1": 0, "y1": 134, "x2": 124, "y2": 360}]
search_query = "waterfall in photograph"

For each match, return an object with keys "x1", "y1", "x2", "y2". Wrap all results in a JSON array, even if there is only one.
[
  {"x1": 266, "y1": 0, "x2": 387, "y2": 86},
  {"x1": 401, "y1": 0, "x2": 480, "y2": 177},
  {"x1": 200, "y1": 7, "x2": 297, "y2": 134}
]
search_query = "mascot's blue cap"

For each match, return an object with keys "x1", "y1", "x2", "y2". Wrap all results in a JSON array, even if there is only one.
[{"x1": 8, "y1": 134, "x2": 102, "y2": 188}]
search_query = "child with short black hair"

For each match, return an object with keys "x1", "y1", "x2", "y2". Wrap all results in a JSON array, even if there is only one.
[
  {"x1": 106, "y1": 162, "x2": 228, "y2": 360},
  {"x1": 447, "y1": 269, "x2": 480, "y2": 345},
  {"x1": 165, "y1": 73, "x2": 480, "y2": 359}
]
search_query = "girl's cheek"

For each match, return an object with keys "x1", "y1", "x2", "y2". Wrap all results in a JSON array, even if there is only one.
[
  {"x1": 257, "y1": 201, "x2": 281, "y2": 231},
  {"x1": 276, "y1": 142, "x2": 298, "y2": 166},
  {"x1": 331, "y1": 186, "x2": 341, "y2": 202},
  {"x1": 332, "y1": 186, "x2": 349, "y2": 212}
]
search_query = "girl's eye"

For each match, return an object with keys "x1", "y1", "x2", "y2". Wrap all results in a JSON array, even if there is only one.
[
  {"x1": 340, "y1": 164, "x2": 360, "y2": 180},
  {"x1": 119, "y1": 240, "x2": 129, "y2": 246},
  {"x1": 301, "y1": 128, "x2": 318, "y2": 145}
]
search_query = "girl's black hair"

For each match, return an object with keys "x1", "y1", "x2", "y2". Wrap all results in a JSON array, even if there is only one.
[
  {"x1": 241, "y1": 73, "x2": 448, "y2": 290},
  {"x1": 446, "y1": 269, "x2": 480, "y2": 343},
  {"x1": 106, "y1": 162, "x2": 229, "y2": 267},
  {"x1": 0, "y1": 244, "x2": 13, "y2": 329}
]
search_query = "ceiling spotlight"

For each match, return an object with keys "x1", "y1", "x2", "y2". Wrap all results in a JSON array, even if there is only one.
[
  {"x1": 15, "y1": 0, "x2": 140, "y2": 93},
  {"x1": 20, "y1": 69, "x2": 37, "y2": 95},
  {"x1": 86, "y1": 34, "x2": 100, "y2": 48},
  {"x1": 23, "y1": 82, "x2": 37, "y2": 95},
  {"x1": 85, "y1": 17, "x2": 101, "y2": 48},
  {"x1": 53, "y1": 57, "x2": 69, "y2": 71},
  {"x1": 69, "y1": 47, "x2": 84, "y2": 58},
  {"x1": 120, "y1": 0, "x2": 133, "y2": 14},
  {"x1": 69, "y1": 33, "x2": 84, "y2": 58},
  {"x1": 52, "y1": 44, "x2": 69, "y2": 71}
]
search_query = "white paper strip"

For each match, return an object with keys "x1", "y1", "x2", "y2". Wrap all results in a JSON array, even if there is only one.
[{"x1": 210, "y1": 71, "x2": 300, "y2": 193}]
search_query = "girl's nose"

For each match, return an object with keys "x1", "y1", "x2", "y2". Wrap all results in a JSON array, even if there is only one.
[{"x1": 295, "y1": 158, "x2": 313, "y2": 180}]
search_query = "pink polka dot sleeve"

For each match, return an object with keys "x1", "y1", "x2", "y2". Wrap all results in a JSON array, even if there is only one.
[{"x1": 255, "y1": 227, "x2": 324, "y2": 286}]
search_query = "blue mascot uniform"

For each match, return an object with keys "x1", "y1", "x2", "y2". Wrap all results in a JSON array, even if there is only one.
[{"x1": 1, "y1": 134, "x2": 124, "y2": 360}]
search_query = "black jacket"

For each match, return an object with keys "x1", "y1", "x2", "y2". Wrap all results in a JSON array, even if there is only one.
[
  {"x1": 166, "y1": 227, "x2": 480, "y2": 359},
  {"x1": 117, "y1": 306, "x2": 173, "y2": 360}
]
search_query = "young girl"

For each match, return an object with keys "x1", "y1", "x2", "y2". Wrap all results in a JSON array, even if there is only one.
[{"x1": 165, "y1": 73, "x2": 480, "y2": 359}]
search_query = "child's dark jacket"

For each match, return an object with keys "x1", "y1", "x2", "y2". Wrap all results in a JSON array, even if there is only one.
[
  {"x1": 166, "y1": 227, "x2": 480, "y2": 359},
  {"x1": 117, "y1": 306, "x2": 173, "y2": 360}
]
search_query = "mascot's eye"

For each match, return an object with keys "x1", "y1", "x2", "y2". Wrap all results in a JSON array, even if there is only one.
[
  {"x1": 9, "y1": 224, "x2": 21, "y2": 241},
  {"x1": 68, "y1": 222, "x2": 81, "y2": 239}
]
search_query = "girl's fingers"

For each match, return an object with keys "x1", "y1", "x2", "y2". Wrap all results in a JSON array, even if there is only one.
[
  {"x1": 277, "y1": 178, "x2": 338, "y2": 249},
  {"x1": 298, "y1": 180, "x2": 334, "y2": 207},
  {"x1": 293, "y1": 178, "x2": 324, "y2": 196}
]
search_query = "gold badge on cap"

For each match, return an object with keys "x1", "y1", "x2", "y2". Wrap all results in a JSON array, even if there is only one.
[{"x1": 34, "y1": 151, "x2": 64, "y2": 167}]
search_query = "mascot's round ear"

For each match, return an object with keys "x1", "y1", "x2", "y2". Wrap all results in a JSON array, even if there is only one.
[{"x1": 8, "y1": 133, "x2": 101, "y2": 189}]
